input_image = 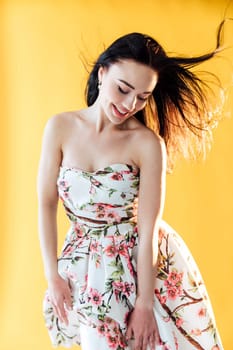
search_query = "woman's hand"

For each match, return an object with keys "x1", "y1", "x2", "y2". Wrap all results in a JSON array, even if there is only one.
[
  {"x1": 126, "y1": 298, "x2": 160, "y2": 350},
  {"x1": 47, "y1": 273, "x2": 73, "y2": 325}
]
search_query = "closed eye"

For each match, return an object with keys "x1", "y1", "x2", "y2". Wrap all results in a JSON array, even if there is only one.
[
  {"x1": 118, "y1": 86, "x2": 128, "y2": 94},
  {"x1": 138, "y1": 96, "x2": 148, "y2": 102},
  {"x1": 118, "y1": 85, "x2": 149, "y2": 102}
]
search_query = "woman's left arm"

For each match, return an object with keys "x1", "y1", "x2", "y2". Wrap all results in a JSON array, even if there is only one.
[
  {"x1": 136, "y1": 132, "x2": 166, "y2": 306},
  {"x1": 126, "y1": 131, "x2": 166, "y2": 349}
]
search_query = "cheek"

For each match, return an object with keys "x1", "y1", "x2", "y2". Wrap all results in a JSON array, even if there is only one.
[
  {"x1": 135, "y1": 100, "x2": 147, "y2": 111},
  {"x1": 103, "y1": 83, "x2": 121, "y2": 103}
]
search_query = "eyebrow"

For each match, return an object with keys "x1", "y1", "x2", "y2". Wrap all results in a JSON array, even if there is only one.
[{"x1": 118, "y1": 79, "x2": 152, "y2": 94}]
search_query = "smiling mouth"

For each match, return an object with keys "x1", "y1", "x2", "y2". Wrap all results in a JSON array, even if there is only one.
[{"x1": 112, "y1": 104, "x2": 129, "y2": 118}]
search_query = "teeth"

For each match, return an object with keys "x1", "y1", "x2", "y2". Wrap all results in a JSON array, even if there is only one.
[{"x1": 116, "y1": 106, "x2": 127, "y2": 115}]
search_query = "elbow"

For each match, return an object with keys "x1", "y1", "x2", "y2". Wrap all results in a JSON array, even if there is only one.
[{"x1": 38, "y1": 193, "x2": 59, "y2": 211}]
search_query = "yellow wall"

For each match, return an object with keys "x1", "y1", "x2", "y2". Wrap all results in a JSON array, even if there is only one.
[{"x1": 1, "y1": 1, "x2": 232, "y2": 349}]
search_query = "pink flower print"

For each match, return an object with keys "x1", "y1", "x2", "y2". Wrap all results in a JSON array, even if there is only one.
[
  {"x1": 96, "y1": 212, "x2": 105, "y2": 219},
  {"x1": 118, "y1": 242, "x2": 129, "y2": 257},
  {"x1": 164, "y1": 270, "x2": 183, "y2": 300},
  {"x1": 59, "y1": 180, "x2": 69, "y2": 190},
  {"x1": 198, "y1": 307, "x2": 206, "y2": 317},
  {"x1": 160, "y1": 295, "x2": 167, "y2": 304},
  {"x1": 128, "y1": 236, "x2": 136, "y2": 248},
  {"x1": 113, "y1": 281, "x2": 135, "y2": 301},
  {"x1": 112, "y1": 281, "x2": 124, "y2": 289},
  {"x1": 63, "y1": 191, "x2": 69, "y2": 198},
  {"x1": 167, "y1": 270, "x2": 183, "y2": 286},
  {"x1": 89, "y1": 288, "x2": 102, "y2": 306},
  {"x1": 155, "y1": 288, "x2": 167, "y2": 304},
  {"x1": 124, "y1": 282, "x2": 135, "y2": 297},
  {"x1": 106, "y1": 208, "x2": 121, "y2": 223},
  {"x1": 111, "y1": 172, "x2": 123, "y2": 181},
  {"x1": 97, "y1": 322, "x2": 106, "y2": 336},
  {"x1": 63, "y1": 244, "x2": 75, "y2": 257},
  {"x1": 113, "y1": 289, "x2": 120, "y2": 302},
  {"x1": 166, "y1": 285, "x2": 182, "y2": 300},
  {"x1": 59, "y1": 180, "x2": 69, "y2": 198},
  {"x1": 175, "y1": 317, "x2": 184, "y2": 328},
  {"x1": 89, "y1": 185, "x2": 96, "y2": 195},
  {"x1": 90, "y1": 240, "x2": 99, "y2": 252},
  {"x1": 74, "y1": 224, "x2": 84, "y2": 238},
  {"x1": 80, "y1": 274, "x2": 88, "y2": 294},
  {"x1": 190, "y1": 328, "x2": 202, "y2": 336},
  {"x1": 96, "y1": 204, "x2": 106, "y2": 212},
  {"x1": 95, "y1": 204, "x2": 106, "y2": 218},
  {"x1": 104, "y1": 243, "x2": 117, "y2": 257},
  {"x1": 106, "y1": 334, "x2": 118, "y2": 349},
  {"x1": 112, "y1": 281, "x2": 123, "y2": 301},
  {"x1": 105, "y1": 316, "x2": 114, "y2": 325},
  {"x1": 91, "y1": 179, "x2": 101, "y2": 187}
]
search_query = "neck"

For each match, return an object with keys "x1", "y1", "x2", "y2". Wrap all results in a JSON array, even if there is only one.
[{"x1": 85, "y1": 100, "x2": 125, "y2": 134}]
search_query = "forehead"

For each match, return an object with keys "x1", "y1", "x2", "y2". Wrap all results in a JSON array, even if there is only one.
[{"x1": 107, "y1": 59, "x2": 158, "y2": 90}]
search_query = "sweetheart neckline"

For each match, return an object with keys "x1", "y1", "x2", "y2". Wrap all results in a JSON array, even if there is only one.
[{"x1": 60, "y1": 162, "x2": 139, "y2": 175}]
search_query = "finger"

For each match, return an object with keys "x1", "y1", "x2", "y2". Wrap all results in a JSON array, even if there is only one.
[
  {"x1": 134, "y1": 335, "x2": 143, "y2": 350},
  {"x1": 54, "y1": 301, "x2": 68, "y2": 325},
  {"x1": 141, "y1": 336, "x2": 148, "y2": 350},
  {"x1": 149, "y1": 334, "x2": 156, "y2": 349},
  {"x1": 155, "y1": 330, "x2": 161, "y2": 345},
  {"x1": 64, "y1": 291, "x2": 73, "y2": 310},
  {"x1": 53, "y1": 304, "x2": 66, "y2": 325},
  {"x1": 60, "y1": 303, "x2": 69, "y2": 325},
  {"x1": 126, "y1": 326, "x2": 133, "y2": 340}
]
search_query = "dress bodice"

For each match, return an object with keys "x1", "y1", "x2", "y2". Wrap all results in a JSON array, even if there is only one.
[{"x1": 57, "y1": 163, "x2": 140, "y2": 226}]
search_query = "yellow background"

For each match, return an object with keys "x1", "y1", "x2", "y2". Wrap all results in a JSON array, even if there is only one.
[{"x1": 1, "y1": 0, "x2": 232, "y2": 349}]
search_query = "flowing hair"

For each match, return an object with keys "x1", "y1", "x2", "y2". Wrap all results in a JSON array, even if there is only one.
[{"x1": 85, "y1": 20, "x2": 228, "y2": 171}]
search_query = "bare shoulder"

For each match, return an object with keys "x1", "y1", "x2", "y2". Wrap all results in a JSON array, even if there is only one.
[
  {"x1": 131, "y1": 125, "x2": 166, "y2": 169},
  {"x1": 43, "y1": 110, "x2": 83, "y2": 143},
  {"x1": 45, "y1": 110, "x2": 80, "y2": 131}
]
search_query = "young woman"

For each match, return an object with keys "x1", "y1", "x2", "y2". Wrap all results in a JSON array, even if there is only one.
[{"x1": 37, "y1": 23, "x2": 225, "y2": 350}]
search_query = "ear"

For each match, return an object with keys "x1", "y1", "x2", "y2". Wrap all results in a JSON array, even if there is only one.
[{"x1": 98, "y1": 65, "x2": 107, "y2": 83}]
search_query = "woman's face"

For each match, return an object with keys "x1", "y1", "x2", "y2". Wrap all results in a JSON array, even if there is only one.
[{"x1": 97, "y1": 59, "x2": 158, "y2": 125}]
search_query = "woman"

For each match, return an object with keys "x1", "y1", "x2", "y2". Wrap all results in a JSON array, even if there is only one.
[{"x1": 37, "y1": 23, "x2": 225, "y2": 350}]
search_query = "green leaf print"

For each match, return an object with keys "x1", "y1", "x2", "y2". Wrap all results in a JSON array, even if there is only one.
[
  {"x1": 131, "y1": 179, "x2": 139, "y2": 188},
  {"x1": 91, "y1": 229, "x2": 103, "y2": 238},
  {"x1": 108, "y1": 260, "x2": 118, "y2": 267},
  {"x1": 111, "y1": 270, "x2": 124, "y2": 279},
  {"x1": 108, "y1": 188, "x2": 117, "y2": 197}
]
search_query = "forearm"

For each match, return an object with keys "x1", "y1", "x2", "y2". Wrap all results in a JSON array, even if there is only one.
[
  {"x1": 136, "y1": 230, "x2": 158, "y2": 306},
  {"x1": 38, "y1": 202, "x2": 59, "y2": 281}
]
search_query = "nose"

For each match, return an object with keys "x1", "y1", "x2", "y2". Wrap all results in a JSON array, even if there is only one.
[{"x1": 122, "y1": 95, "x2": 137, "y2": 112}]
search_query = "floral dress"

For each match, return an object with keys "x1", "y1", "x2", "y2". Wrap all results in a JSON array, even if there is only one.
[{"x1": 43, "y1": 163, "x2": 223, "y2": 350}]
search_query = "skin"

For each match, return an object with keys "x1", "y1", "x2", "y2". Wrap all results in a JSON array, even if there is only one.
[{"x1": 37, "y1": 59, "x2": 167, "y2": 350}]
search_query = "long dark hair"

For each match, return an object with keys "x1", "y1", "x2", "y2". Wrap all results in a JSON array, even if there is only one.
[{"x1": 85, "y1": 21, "x2": 227, "y2": 171}]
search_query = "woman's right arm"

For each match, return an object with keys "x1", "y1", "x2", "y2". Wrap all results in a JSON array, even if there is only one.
[{"x1": 37, "y1": 115, "x2": 72, "y2": 325}]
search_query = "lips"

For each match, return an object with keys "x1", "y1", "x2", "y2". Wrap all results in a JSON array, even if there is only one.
[{"x1": 112, "y1": 104, "x2": 129, "y2": 118}]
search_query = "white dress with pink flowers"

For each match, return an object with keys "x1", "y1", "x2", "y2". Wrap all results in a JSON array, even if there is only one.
[{"x1": 43, "y1": 163, "x2": 223, "y2": 350}]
